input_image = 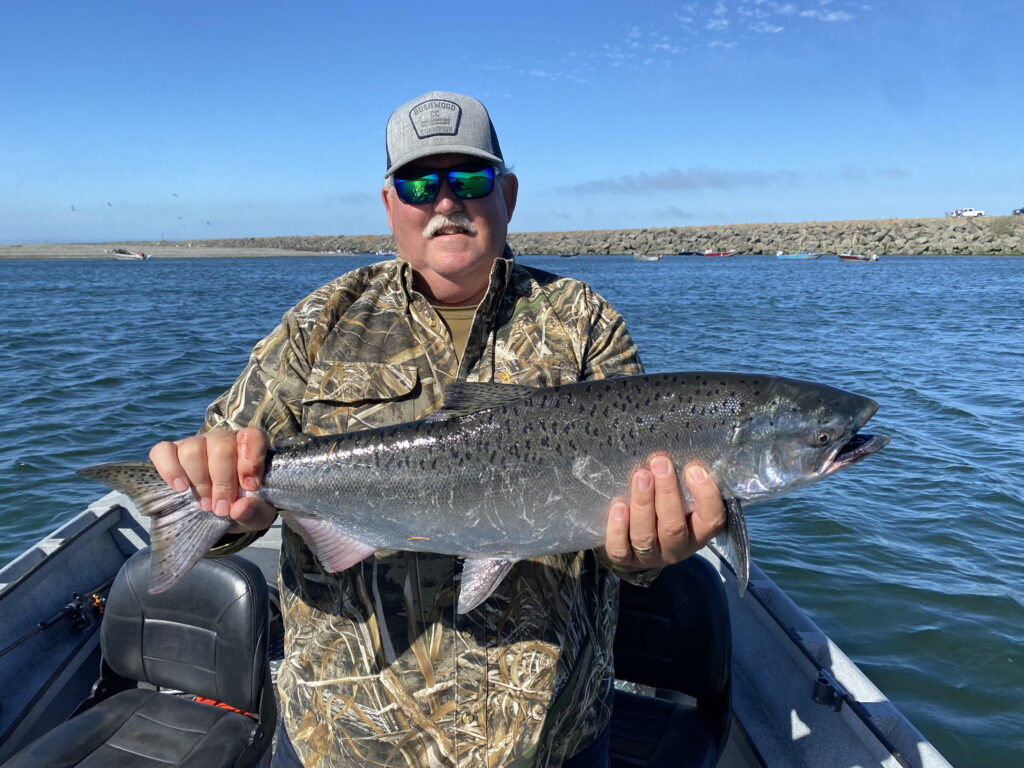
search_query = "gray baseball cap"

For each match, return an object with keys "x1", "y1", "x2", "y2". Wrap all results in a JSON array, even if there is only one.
[{"x1": 385, "y1": 90, "x2": 504, "y2": 177}]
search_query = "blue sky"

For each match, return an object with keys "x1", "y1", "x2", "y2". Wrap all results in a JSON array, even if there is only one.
[{"x1": 2, "y1": 0, "x2": 1021, "y2": 243}]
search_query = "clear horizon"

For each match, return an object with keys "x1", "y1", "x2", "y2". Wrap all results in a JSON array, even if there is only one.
[{"x1": 3, "y1": 1, "x2": 1021, "y2": 244}]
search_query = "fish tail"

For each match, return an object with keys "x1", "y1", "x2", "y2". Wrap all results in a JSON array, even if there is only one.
[{"x1": 78, "y1": 462, "x2": 232, "y2": 592}]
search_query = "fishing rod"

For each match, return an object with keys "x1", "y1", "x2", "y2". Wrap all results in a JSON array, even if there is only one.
[{"x1": 0, "y1": 577, "x2": 114, "y2": 659}]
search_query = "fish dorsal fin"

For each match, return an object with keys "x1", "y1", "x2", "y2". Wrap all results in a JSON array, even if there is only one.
[{"x1": 428, "y1": 381, "x2": 539, "y2": 421}]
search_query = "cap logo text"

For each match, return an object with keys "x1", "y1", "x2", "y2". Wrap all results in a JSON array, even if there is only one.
[{"x1": 409, "y1": 99, "x2": 462, "y2": 139}]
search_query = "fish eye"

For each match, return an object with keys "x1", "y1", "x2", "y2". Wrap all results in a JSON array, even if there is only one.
[{"x1": 815, "y1": 430, "x2": 833, "y2": 446}]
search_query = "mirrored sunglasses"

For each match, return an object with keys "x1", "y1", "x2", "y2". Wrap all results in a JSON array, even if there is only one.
[{"x1": 393, "y1": 163, "x2": 496, "y2": 205}]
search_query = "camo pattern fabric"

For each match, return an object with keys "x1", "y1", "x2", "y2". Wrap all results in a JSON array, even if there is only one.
[{"x1": 203, "y1": 251, "x2": 648, "y2": 767}]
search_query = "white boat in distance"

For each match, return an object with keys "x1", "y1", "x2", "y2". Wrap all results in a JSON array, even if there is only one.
[
  {"x1": 104, "y1": 248, "x2": 150, "y2": 260},
  {"x1": 0, "y1": 489, "x2": 953, "y2": 767},
  {"x1": 839, "y1": 249, "x2": 880, "y2": 262},
  {"x1": 633, "y1": 253, "x2": 663, "y2": 261}
]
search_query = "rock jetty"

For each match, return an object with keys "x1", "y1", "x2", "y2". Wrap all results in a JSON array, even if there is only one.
[{"x1": 197, "y1": 216, "x2": 1024, "y2": 256}]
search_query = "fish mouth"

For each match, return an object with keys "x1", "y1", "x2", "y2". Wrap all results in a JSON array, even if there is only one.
[{"x1": 826, "y1": 432, "x2": 891, "y2": 473}]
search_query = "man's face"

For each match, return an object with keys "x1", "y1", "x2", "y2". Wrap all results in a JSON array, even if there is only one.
[{"x1": 382, "y1": 153, "x2": 518, "y2": 306}]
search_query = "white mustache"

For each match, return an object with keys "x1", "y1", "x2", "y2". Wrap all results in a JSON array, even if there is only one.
[{"x1": 423, "y1": 213, "x2": 477, "y2": 238}]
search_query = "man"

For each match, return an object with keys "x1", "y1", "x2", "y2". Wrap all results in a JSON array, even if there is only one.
[{"x1": 150, "y1": 90, "x2": 725, "y2": 767}]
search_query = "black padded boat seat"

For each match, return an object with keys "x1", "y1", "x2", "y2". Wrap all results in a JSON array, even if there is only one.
[
  {"x1": 1, "y1": 549, "x2": 275, "y2": 768},
  {"x1": 610, "y1": 555, "x2": 732, "y2": 768}
]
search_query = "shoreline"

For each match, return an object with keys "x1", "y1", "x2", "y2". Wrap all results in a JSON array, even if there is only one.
[{"x1": 3, "y1": 215, "x2": 1023, "y2": 258}]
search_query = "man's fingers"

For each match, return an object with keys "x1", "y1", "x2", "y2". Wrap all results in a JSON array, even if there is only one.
[
  {"x1": 683, "y1": 463, "x2": 726, "y2": 548},
  {"x1": 604, "y1": 501, "x2": 632, "y2": 563},
  {"x1": 175, "y1": 436, "x2": 213, "y2": 511},
  {"x1": 236, "y1": 428, "x2": 268, "y2": 492},
  {"x1": 230, "y1": 496, "x2": 278, "y2": 532},
  {"x1": 649, "y1": 454, "x2": 687, "y2": 559},
  {"x1": 627, "y1": 466, "x2": 659, "y2": 563},
  {"x1": 149, "y1": 440, "x2": 190, "y2": 493},
  {"x1": 205, "y1": 430, "x2": 241, "y2": 518}
]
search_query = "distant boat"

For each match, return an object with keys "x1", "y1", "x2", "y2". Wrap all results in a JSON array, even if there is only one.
[
  {"x1": 776, "y1": 251, "x2": 822, "y2": 260},
  {"x1": 678, "y1": 250, "x2": 702, "y2": 256},
  {"x1": 838, "y1": 249, "x2": 880, "y2": 262},
  {"x1": 703, "y1": 250, "x2": 737, "y2": 258},
  {"x1": 105, "y1": 248, "x2": 150, "y2": 260},
  {"x1": 633, "y1": 253, "x2": 663, "y2": 261}
]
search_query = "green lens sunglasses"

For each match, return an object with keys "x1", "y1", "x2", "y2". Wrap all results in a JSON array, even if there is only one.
[{"x1": 393, "y1": 163, "x2": 496, "y2": 205}]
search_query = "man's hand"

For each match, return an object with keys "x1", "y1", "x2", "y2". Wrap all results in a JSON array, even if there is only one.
[
  {"x1": 149, "y1": 427, "x2": 277, "y2": 532},
  {"x1": 604, "y1": 454, "x2": 726, "y2": 569}
]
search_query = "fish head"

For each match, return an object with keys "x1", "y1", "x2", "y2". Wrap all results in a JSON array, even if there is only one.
[{"x1": 719, "y1": 377, "x2": 890, "y2": 501}]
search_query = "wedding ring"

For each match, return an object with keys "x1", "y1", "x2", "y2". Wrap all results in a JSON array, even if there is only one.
[{"x1": 630, "y1": 544, "x2": 655, "y2": 556}]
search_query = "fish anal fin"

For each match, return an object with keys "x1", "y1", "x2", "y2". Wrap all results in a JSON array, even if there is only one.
[
  {"x1": 285, "y1": 513, "x2": 377, "y2": 572},
  {"x1": 458, "y1": 557, "x2": 518, "y2": 613}
]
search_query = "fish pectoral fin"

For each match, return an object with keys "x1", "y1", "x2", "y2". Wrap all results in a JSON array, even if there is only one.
[
  {"x1": 457, "y1": 557, "x2": 518, "y2": 613},
  {"x1": 710, "y1": 497, "x2": 750, "y2": 596},
  {"x1": 285, "y1": 513, "x2": 377, "y2": 572}
]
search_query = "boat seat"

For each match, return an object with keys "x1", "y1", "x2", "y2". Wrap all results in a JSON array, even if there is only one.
[
  {"x1": 1, "y1": 548, "x2": 275, "y2": 768},
  {"x1": 610, "y1": 555, "x2": 731, "y2": 768}
]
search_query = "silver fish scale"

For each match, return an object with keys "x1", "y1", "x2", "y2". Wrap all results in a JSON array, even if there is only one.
[{"x1": 258, "y1": 372, "x2": 864, "y2": 559}]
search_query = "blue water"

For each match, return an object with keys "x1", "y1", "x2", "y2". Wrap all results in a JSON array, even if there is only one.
[{"x1": 2, "y1": 253, "x2": 1022, "y2": 764}]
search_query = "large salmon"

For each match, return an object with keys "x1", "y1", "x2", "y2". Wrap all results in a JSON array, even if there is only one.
[{"x1": 81, "y1": 372, "x2": 889, "y2": 612}]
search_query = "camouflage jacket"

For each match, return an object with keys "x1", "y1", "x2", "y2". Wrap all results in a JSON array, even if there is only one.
[{"x1": 203, "y1": 251, "x2": 646, "y2": 767}]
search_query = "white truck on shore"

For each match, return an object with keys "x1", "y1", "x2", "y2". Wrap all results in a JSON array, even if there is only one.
[{"x1": 955, "y1": 208, "x2": 986, "y2": 217}]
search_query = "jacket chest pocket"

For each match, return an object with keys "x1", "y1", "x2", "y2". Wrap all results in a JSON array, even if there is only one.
[{"x1": 301, "y1": 361, "x2": 423, "y2": 433}]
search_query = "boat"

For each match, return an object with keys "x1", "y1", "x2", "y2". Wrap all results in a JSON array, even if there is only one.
[
  {"x1": 104, "y1": 248, "x2": 150, "y2": 260},
  {"x1": 633, "y1": 253, "x2": 663, "y2": 261},
  {"x1": 0, "y1": 492, "x2": 954, "y2": 767},
  {"x1": 776, "y1": 250, "x2": 823, "y2": 260},
  {"x1": 703, "y1": 250, "x2": 737, "y2": 257},
  {"x1": 839, "y1": 249, "x2": 880, "y2": 262}
]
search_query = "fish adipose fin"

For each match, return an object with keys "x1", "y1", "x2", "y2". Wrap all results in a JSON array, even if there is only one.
[
  {"x1": 78, "y1": 462, "x2": 232, "y2": 593},
  {"x1": 710, "y1": 497, "x2": 750, "y2": 595},
  {"x1": 285, "y1": 512, "x2": 378, "y2": 573},
  {"x1": 428, "y1": 381, "x2": 540, "y2": 421},
  {"x1": 458, "y1": 557, "x2": 518, "y2": 613}
]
